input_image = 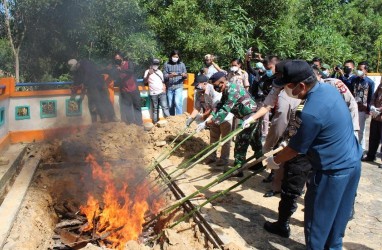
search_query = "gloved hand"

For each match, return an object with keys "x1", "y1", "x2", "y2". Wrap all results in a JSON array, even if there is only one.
[
  {"x1": 266, "y1": 156, "x2": 280, "y2": 170},
  {"x1": 196, "y1": 121, "x2": 207, "y2": 132},
  {"x1": 186, "y1": 117, "x2": 194, "y2": 127},
  {"x1": 194, "y1": 114, "x2": 204, "y2": 123},
  {"x1": 370, "y1": 106, "x2": 380, "y2": 118},
  {"x1": 196, "y1": 117, "x2": 211, "y2": 132},
  {"x1": 242, "y1": 116, "x2": 255, "y2": 129}
]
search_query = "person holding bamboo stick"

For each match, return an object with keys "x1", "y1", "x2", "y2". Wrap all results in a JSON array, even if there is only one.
[
  {"x1": 251, "y1": 60, "x2": 361, "y2": 250},
  {"x1": 196, "y1": 71, "x2": 262, "y2": 177},
  {"x1": 186, "y1": 74, "x2": 233, "y2": 167}
]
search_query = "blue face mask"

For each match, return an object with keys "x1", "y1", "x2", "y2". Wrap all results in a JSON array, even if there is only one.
[{"x1": 266, "y1": 70, "x2": 273, "y2": 77}]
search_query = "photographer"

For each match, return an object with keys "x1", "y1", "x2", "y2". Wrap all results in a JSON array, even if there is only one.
[{"x1": 333, "y1": 60, "x2": 357, "y2": 92}]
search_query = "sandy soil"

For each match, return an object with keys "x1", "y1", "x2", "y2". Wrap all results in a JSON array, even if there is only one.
[{"x1": 4, "y1": 115, "x2": 382, "y2": 249}]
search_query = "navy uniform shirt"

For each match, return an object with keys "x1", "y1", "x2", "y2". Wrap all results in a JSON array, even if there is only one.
[{"x1": 288, "y1": 83, "x2": 362, "y2": 171}]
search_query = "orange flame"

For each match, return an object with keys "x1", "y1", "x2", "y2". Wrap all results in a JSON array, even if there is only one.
[{"x1": 80, "y1": 154, "x2": 164, "y2": 249}]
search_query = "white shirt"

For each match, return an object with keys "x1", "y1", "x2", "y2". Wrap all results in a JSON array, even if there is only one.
[{"x1": 144, "y1": 69, "x2": 164, "y2": 95}]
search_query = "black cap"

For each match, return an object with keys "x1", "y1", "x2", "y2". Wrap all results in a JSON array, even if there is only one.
[
  {"x1": 152, "y1": 58, "x2": 160, "y2": 65},
  {"x1": 275, "y1": 60, "x2": 291, "y2": 74},
  {"x1": 193, "y1": 74, "x2": 208, "y2": 86},
  {"x1": 209, "y1": 71, "x2": 226, "y2": 84},
  {"x1": 273, "y1": 60, "x2": 314, "y2": 87}
]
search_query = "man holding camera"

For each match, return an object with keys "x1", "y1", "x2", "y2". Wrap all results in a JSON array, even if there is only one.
[{"x1": 333, "y1": 60, "x2": 357, "y2": 92}]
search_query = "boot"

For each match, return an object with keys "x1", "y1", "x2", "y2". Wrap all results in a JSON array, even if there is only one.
[
  {"x1": 263, "y1": 171, "x2": 274, "y2": 183},
  {"x1": 263, "y1": 220, "x2": 290, "y2": 238}
]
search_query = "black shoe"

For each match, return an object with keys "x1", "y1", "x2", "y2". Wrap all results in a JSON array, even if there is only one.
[
  {"x1": 379, "y1": 164, "x2": 382, "y2": 169},
  {"x1": 248, "y1": 161, "x2": 264, "y2": 172},
  {"x1": 263, "y1": 190, "x2": 281, "y2": 197},
  {"x1": 264, "y1": 221, "x2": 290, "y2": 238},
  {"x1": 204, "y1": 158, "x2": 217, "y2": 165},
  {"x1": 361, "y1": 156, "x2": 375, "y2": 162},
  {"x1": 263, "y1": 172, "x2": 274, "y2": 183}
]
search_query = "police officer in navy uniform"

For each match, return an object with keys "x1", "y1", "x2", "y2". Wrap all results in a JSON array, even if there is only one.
[{"x1": 248, "y1": 60, "x2": 362, "y2": 250}]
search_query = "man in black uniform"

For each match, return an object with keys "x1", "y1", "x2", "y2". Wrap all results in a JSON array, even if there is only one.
[{"x1": 68, "y1": 59, "x2": 116, "y2": 123}]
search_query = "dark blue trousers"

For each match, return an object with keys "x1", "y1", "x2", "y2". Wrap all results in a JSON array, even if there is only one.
[{"x1": 304, "y1": 163, "x2": 361, "y2": 250}]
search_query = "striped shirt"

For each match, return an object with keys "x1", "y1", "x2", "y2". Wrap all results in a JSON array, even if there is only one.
[{"x1": 163, "y1": 61, "x2": 187, "y2": 89}]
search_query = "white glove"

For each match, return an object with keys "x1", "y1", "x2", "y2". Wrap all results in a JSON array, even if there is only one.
[
  {"x1": 370, "y1": 106, "x2": 377, "y2": 112},
  {"x1": 266, "y1": 156, "x2": 280, "y2": 170},
  {"x1": 371, "y1": 110, "x2": 380, "y2": 118},
  {"x1": 196, "y1": 121, "x2": 207, "y2": 132},
  {"x1": 186, "y1": 117, "x2": 194, "y2": 127},
  {"x1": 242, "y1": 116, "x2": 255, "y2": 129},
  {"x1": 194, "y1": 114, "x2": 204, "y2": 123}
]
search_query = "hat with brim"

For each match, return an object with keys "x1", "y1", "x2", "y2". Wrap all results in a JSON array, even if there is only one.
[
  {"x1": 193, "y1": 74, "x2": 209, "y2": 86},
  {"x1": 152, "y1": 58, "x2": 160, "y2": 65},
  {"x1": 273, "y1": 60, "x2": 314, "y2": 87},
  {"x1": 208, "y1": 71, "x2": 226, "y2": 84}
]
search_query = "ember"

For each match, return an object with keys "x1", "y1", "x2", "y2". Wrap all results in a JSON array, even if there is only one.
[{"x1": 78, "y1": 154, "x2": 164, "y2": 249}]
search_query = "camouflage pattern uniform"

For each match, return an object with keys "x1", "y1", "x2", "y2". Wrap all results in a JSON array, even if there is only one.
[{"x1": 211, "y1": 82, "x2": 262, "y2": 167}]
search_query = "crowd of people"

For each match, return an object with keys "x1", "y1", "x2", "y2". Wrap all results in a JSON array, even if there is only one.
[
  {"x1": 67, "y1": 49, "x2": 380, "y2": 249},
  {"x1": 184, "y1": 51, "x2": 377, "y2": 250}
]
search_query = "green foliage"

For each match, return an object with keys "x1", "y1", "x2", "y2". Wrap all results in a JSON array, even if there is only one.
[
  {"x1": 0, "y1": 0, "x2": 381, "y2": 82},
  {"x1": 0, "y1": 38, "x2": 13, "y2": 74}
]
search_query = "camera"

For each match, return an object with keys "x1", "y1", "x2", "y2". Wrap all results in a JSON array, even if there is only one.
[{"x1": 335, "y1": 65, "x2": 342, "y2": 71}]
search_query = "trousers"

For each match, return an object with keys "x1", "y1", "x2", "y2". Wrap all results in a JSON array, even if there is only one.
[
  {"x1": 209, "y1": 120, "x2": 232, "y2": 160},
  {"x1": 234, "y1": 121, "x2": 262, "y2": 166},
  {"x1": 366, "y1": 119, "x2": 382, "y2": 160},
  {"x1": 278, "y1": 155, "x2": 311, "y2": 223},
  {"x1": 304, "y1": 164, "x2": 361, "y2": 250},
  {"x1": 150, "y1": 93, "x2": 170, "y2": 123},
  {"x1": 120, "y1": 89, "x2": 143, "y2": 125}
]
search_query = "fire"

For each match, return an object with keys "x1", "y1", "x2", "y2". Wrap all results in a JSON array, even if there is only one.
[{"x1": 80, "y1": 154, "x2": 164, "y2": 249}]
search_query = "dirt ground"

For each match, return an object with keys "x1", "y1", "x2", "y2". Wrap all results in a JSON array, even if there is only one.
[{"x1": 3, "y1": 115, "x2": 382, "y2": 249}]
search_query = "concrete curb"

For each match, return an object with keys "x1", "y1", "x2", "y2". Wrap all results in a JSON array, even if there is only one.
[{"x1": 0, "y1": 153, "x2": 40, "y2": 249}]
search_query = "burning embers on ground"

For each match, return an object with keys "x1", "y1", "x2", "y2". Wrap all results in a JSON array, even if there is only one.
[{"x1": 52, "y1": 154, "x2": 165, "y2": 249}]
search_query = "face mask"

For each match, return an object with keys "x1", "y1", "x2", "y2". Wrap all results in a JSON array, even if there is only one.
[
  {"x1": 230, "y1": 66, "x2": 239, "y2": 72},
  {"x1": 322, "y1": 70, "x2": 329, "y2": 77},
  {"x1": 284, "y1": 84, "x2": 301, "y2": 99},
  {"x1": 214, "y1": 84, "x2": 222, "y2": 92},
  {"x1": 205, "y1": 61, "x2": 212, "y2": 66},
  {"x1": 152, "y1": 65, "x2": 159, "y2": 70},
  {"x1": 172, "y1": 57, "x2": 179, "y2": 63},
  {"x1": 195, "y1": 83, "x2": 204, "y2": 91},
  {"x1": 344, "y1": 66, "x2": 352, "y2": 74},
  {"x1": 114, "y1": 59, "x2": 123, "y2": 66},
  {"x1": 356, "y1": 70, "x2": 364, "y2": 77},
  {"x1": 266, "y1": 70, "x2": 273, "y2": 77}
]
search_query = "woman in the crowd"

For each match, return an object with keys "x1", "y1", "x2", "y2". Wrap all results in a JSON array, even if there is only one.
[{"x1": 163, "y1": 50, "x2": 188, "y2": 115}]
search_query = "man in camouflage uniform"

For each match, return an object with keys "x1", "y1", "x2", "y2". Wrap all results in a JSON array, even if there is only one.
[{"x1": 197, "y1": 72, "x2": 262, "y2": 177}]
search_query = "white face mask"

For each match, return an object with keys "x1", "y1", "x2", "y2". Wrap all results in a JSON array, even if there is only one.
[
  {"x1": 356, "y1": 70, "x2": 364, "y2": 77},
  {"x1": 322, "y1": 70, "x2": 329, "y2": 77},
  {"x1": 172, "y1": 57, "x2": 179, "y2": 63},
  {"x1": 152, "y1": 65, "x2": 159, "y2": 70},
  {"x1": 230, "y1": 66, "x2": 239, "y2": 72},
  {"x1": 284, "y1": 84, "x2": 301, "y2": 99}
]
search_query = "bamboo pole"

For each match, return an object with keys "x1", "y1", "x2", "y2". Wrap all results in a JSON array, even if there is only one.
[
  {"x1": 148, "y1": 164, "x2": 267, "y2": 244},
  {"x1": 145, "y1": 129, "x2": 198, "y2": 174},
  {"x1": 151, "y1": 127, "x2": 243, "y2": 190},
  {"x1": 158, "y1": 145, "x2": 282, "y2": 216}
]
